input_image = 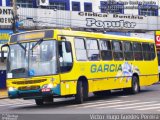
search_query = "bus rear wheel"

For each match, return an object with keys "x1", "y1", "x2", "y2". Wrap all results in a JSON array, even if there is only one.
[
  {"x1": 35, "y1": 99, "x2": 44, "y2": 105},
  {"x1": 131, "y1": 76, "x2": 140, "y2": 94},
  {"x1": 75, "y1": 81, "x2": 84, "y2": 104},
  {"x1": 124, "y1": 75, "x2": 140, "y2": 94}
]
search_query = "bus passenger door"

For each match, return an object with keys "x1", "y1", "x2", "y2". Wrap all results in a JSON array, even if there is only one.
[{"x1": 58, "y1": 36, "x2": 75, "y2": 95}]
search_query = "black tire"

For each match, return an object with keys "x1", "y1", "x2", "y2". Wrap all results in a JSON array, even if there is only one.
[
  {"x1": 131, "y1": 76, "x2": 140, "y2": 94},
  {"x1": 124, "y1": 76, "x2": 140, "y2": 94},
  {"x1": 35, "y1": 99, "x2": 44, "y2": 105},
  {"x1": 44, "y1": 97, "x2": 53, "y2": 104},
  {"x1": 75, "y1": 81, "x2": 84, "y2": 104}
]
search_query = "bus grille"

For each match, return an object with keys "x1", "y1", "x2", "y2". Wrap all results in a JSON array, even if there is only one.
[
  {"x1": 18, "y1": 86, "x2": 40, "y2": 91},
  {"x1": 12, "y1": 79, "x2": 47, "y2": 85}
]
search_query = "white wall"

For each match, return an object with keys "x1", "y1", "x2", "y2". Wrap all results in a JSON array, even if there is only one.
[{"x1": 15, "y1": 7, "x2": 160, "y2": 31}]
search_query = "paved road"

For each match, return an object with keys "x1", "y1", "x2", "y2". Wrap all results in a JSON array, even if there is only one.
[{"x1": 0, "y1": 84, "x2": 160, "y2": 117}]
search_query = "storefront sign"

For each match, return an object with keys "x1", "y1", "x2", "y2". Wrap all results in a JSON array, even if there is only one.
[
  {"x1": 155, "y1": 31, "x2": 160, "y2": 47},
  {"x1": 0, "y1": 7, "x2": 12, "y2": 25},
  {"x1": 86, "y1": 18, "x2": 136, "y2": 28},
  {"x1": 74, "y1": 12, "x2": 147, "y2": 29},
  {"x1": 79, "y1": 12, "x2": 144, "y2": 20}
]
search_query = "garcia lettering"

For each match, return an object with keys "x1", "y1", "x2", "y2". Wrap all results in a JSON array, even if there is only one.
[{"x1": 91, "y1": 64, "x2": 122, "y2": 73}]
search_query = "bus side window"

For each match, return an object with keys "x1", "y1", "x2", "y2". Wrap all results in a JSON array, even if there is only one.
[
  {"x1": 74, "y1": 38, "x2": 87, "y2": 61},
  {"x1": 86, "y1": 39, "x2": 100, "y2": 61},
  {"x1": 150, "y1": 44, "x2": 156, "y2": 60},
  {"x1": 133, "y1": 42, "x2": 143, "y2": 61},
  {"x1": 99, "y1": 40, "x2": 112, "y2": 60},
  {"x1": 112, "y1": 41, "x2": 124, "y2": 60},
  {"x1": 142, "y1": 43, "x2": 151, "y2": 60},
  {"x1": 123, "y1": 42, "x2": 134, "y2": 60},
  {"x1": 58, "y1": 41, "x2": 73, "y2": 73}
]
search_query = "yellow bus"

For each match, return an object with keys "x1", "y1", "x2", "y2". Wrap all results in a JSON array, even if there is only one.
[{"x1": 1, "y1": 29, "x2": 159, "y2": 105}]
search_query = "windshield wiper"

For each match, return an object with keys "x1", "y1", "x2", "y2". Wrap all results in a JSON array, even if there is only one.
[
  {"x1": 11, "y1": 68, "x2": 26, "y2": 74},
  {"x1": 30, "y1": 39, "x2": 43, "y2": 50}
]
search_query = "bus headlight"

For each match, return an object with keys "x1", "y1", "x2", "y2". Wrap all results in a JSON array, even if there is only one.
[
  {"x1": 41, "y1": 84, "x2": 53, "y2": 92},
  {"x1": 48, "y1": 83, "x2": 53, "y2": 88},
  {"x1": 8, "y1": 87, "x2": 17, "y2": 91}
]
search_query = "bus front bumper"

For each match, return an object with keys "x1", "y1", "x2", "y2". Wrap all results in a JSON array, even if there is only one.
[
  {"x1": 8, "y1": 85, "x2": 60, "y2": 99},
  {"x1": 8, "y1": 89, "x2": 53, "y2": 99}
]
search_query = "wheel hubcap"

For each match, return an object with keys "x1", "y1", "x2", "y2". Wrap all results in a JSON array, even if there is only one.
[{"x1": 134, "y1": 81, "x2": 138, "y2": 92}]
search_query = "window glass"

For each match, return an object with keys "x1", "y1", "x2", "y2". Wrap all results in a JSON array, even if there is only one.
[
  {"x1": 74, "y1": 38, "x2": 87, "y2": 61},
  {"x1": 86, "y1": 39, "x2": 100, "y2": 61},
  {"x1": 101, "y1": 1, "x2": 124, "y2": 14},
  {"x1": 157, "y1": 51, "x2": 160, "y2": 65},
  {"x1": 139, "y1": 5, "x2": 158, "y2": 16},
  {"x1": 86, "y1": 39, "x2": 98, "y2": 50},
  {"x1": 72, "y1": 2, "x2": 80, "y2": 11},
  {"x1": 29, "y1": 41, "x2": 57, "y2": 76},
  {"x1": 133, "y1": 43, "x2": 143, "y2": 60},
  {"x1": 112, "y1": 41, "x2": 123, "y2": 60},
  {"x1": 49, "y1": 2, "x2": 66, "y2": 10},
  {"x1": 112, "y1": 41, "x2": 124, "y2": 60},
  {"x1": 124, "y1": 42, "x2": 134, "y2": 60},
  {"x1": 150, "y1": 44, "x2": 156, "y2": 60},
  {"x1": 99, "y1": 40, "x2": 111, "y2": 50},
  {"x1": 84, "y1": 3, "x2": 92, "y2": 12},
  {"x1": 142, "y1": 43, "x2": 151, "y2": 60},
  {"x1": 59, "y1": 41, "x2": 73, "y2": 73},
  {"x1": 99, "y1": 40, "x2": 112, "y2": 60},
  {"x1": 0, "y1": 0, "x2": 2, "y2": 6},
  {"x1": 16, "y1": 0, "x2": 33, "y2": 8}
]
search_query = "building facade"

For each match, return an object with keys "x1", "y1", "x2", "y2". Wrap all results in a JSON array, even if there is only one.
[
  {"x1": 1, "y1": 0, "x2": 160, "y2": 16},
  {"x1": 0, "y1": 0, "x2": 159, "y2": 39}
]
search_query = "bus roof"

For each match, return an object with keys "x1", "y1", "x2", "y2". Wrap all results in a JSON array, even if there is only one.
[
  {"x1": 10, "y1": 29, "x2": 155, "y2": 43},
  {"x1": 56, "y1": 29, "x2": 155, "y2": 43}
]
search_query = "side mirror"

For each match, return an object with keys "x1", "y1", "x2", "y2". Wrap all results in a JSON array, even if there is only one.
[
  {"x1": 1, "y1": 44, "x2": 9, "y2": 62},
  {"x1": 65, "y1": 41, "x2": 72, "y2": 53},
  {"x1": 1, "y1": 51, "x2": 4, "y2": 62}
]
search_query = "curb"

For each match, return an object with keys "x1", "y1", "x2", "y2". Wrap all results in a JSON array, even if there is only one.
[
  {"x1": 0, "y1": 89, "x2": 8, "y2": 99},
  {"x1": 0, "y1": 97, "x2": 8, "y2": 99}
]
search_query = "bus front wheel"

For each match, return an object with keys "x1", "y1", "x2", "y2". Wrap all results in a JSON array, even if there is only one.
[
  {"x1": 35, "y1": 99, "x2": 44, "y2": 105},
  {"x1": 44, "y1": 97, "x2": 53, "y2": 104},
  {"x1": 75, "y1": 81, "x2": 84, "y2": 104}
]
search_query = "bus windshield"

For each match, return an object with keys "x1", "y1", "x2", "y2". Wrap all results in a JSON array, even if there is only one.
[{"x1": 7, "y1": 40, "x2": 57, "y2": 78}]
